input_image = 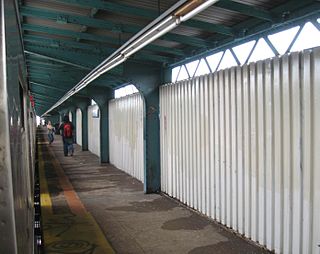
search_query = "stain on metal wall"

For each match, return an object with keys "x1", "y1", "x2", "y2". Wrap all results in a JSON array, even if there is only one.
[
  {"x1": 109, "y1": 93, "x2": 145, "y2": 183},
  {"x1": 160, "y1": 48, "x2": 320, "y2": 254},
  {"x1": 88, "y1": 104, "x2": 100, "y2": 157},
  {"x1": 76, "y1": 108, "x2": 82, "y2": 146}
]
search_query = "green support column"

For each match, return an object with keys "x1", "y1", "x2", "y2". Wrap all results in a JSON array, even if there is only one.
[
  {"x1": 143, "y1": 88, "x2": 161, "y2": 193},
  {"x1": 99, "y1": 102, "x2": 110, "y2": 163},
  {"x1": 81, "y1": 107, "x2": 89, "y2": 150},
  {"x1": 124, "y1": 62, "x2": 162, "y2": 193},
  {"x1": 84, "y1": 87, "x2": 113, "y2": 163},
  {"x1": 163, "y1": 67, "x2": 172, "y2": 84}
]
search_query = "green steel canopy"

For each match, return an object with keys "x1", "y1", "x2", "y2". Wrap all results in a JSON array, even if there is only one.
[{"x1": 18, "y1": 0, "x2": 319, "y2": 115}]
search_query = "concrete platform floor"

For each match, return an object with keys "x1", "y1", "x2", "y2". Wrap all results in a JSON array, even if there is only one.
[{"x1": 41, "y1": 131, "x2": 271, "y2": 254}]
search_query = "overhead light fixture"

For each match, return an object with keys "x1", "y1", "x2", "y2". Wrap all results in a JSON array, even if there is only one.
[
  {"x1": 121, "y1": 16, "x2": 174, "y2": 56},
  {"x1": 175, "y1": 0, "x2": 205, "y2": 16},
  {"x1": 178, "y1": 0, "x2": 217, "y2": 22},
  {"x1": 42, "y1": 0, "x2": 219, "y2": 116},
  {"x1": 123, "y1": 20, "x2": 180, "y2": 58},
  {"x1": 74, "y1": 57, "x2": 127, "y2": 93}
]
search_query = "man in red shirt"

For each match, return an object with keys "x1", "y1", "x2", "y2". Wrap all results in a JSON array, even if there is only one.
[{"x1": 59, "y1": 115, "x2": 75, "y2": 156}]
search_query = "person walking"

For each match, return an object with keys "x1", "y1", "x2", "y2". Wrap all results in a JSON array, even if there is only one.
[
  {"x1": 47, "y1": 121, "x2": 54, "y2": 144},
  {"x1": 59, "y1": 115, "x2": 75, "y2": 156}
]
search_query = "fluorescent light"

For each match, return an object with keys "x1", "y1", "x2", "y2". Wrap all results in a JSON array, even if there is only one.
[
  {"x1": 124, "y1": 20, "x2": 180, "y2": 58},
  {"x1": 75, "y1": 57, "x2": 127, "y2": 93},
  {"x1": 180, "y1": 0, "x2": 219, "y2": 22},
  {"x1": 121, "y1": 16, "x2": 174, "y2": 56}
]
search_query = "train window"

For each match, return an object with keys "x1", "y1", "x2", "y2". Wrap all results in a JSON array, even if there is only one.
[{"x1": 19, "y1": 82, "x2": 25, "y2": 129}]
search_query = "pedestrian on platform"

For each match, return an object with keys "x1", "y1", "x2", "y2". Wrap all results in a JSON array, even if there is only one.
[
  {"x1": 59, "y1": 115, "x2": 75, "y2": 156},
  {"x1": 47, "y1": 121, "x2": 54, "y2": 144}
]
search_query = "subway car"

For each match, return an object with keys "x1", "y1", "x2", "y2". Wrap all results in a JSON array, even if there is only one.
[{"x1": 0, "y1": 1, "x2": 38, "y2": 253}]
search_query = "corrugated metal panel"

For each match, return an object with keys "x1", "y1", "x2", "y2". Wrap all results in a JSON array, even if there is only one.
[
  {"x1": 76, "y1": 108, "x2": 82, "y2": 146},
  {"x1": 109, "y1": 93, "x2": 144, "y2": 183},
  {"x1": 88, "y1": 104, "x2": 100, "y2": 157},
  {"x1": 160, "y1": 47, "x2": 320, "y2": 254},
  {"x1": 68, "y1": 110, "x2": 72, "y2": 122}
]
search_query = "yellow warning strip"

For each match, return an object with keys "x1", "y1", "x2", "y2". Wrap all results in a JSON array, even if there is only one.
[
  {"x1": 48, "y1": 147, "x2": 87, "y2": 216},
  {"x1": 38, "y1": 144, "x2": 53, "y2": 215},
  {"x1": 41, "y1": 144, "x2": 115, "y2": 254}
]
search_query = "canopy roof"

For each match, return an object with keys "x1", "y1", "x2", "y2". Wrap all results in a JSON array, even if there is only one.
[{"x1": 18, "y1": 0, "x2": 319, "y2": 115}]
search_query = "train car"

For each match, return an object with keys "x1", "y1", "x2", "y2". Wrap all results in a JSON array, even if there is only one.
[{"x1": 0, "y1": 1, "x2": 37, "y2": 253}]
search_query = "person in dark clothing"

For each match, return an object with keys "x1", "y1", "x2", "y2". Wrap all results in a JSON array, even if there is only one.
[
  {"x1": 54, "y1": 122, "x2": 60, "y2": 134},
  {"x1": 59, "y1": 115, "x2": 75, "y2": 156}
]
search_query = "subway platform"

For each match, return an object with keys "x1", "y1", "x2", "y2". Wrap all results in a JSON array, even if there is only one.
[{"x1": 38, "y1": 129, "x2": 270, "y2": 254}]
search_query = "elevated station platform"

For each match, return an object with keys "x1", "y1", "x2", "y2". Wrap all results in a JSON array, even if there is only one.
[{"x1": 37, "y1": 129, "x2": 270, "y2": 254}]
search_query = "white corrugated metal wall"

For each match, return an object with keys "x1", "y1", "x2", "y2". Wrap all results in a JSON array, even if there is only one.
[
  {"x1": 160, "y1": 48, "x2": 320, "y2": 254},
  {"x1": 109, "y1": 93, "x2": 145, "y2": 183},
  {"x1": 76, "y1": 108, "x2": 82, "y2": 146},
  {"x1": 88, "y1": 105, "x2": 100, "y2": 157},
  {"x1": 68, "y1": 111, "x2": 72, "y2": 122}
]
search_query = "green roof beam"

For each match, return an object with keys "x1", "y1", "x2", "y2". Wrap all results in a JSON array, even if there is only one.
[
  {"x1": 28, "y1": 70, "x2": 82, "y2": 82},
  {"x1": 22, "y1": 23, "x2": 118, "y2": 45},
  {"x1": 26, "y1": 64, "x2": 79, "y2": 72},
  {"x1": 54, "y1": 0, "x2": 234, "y2": 36},
  {"x1": 24, "y1": 34, "x2": 109, "y2": 54},
  {"x1": 77, "y1": 7, "x2": 99, "y2": 41},
  {"x1": 27, "y1": 66, "x2": 87, "y2": 75},
  {"x1": 24, "y1": 39, "x2": 173, "y2": 63},
  {"x1": 25, "y1": 49, "x2": 91, "y2": 70},
  {"x1": 33, "y1": 98, "x2": 54, "y2": 105},
  {"x1": 22, "y1": 24, "x2": 185, "y2": 57},
  {"x1": 32, "y1": 90, "x2": 61, "y2": 99},
  {"x1": 32, "y1": 93, "x2": 59, "y2": 102},
  {"x1": 28, "y1": 67, "x2": 125, "y2": 83},
  {"x1": 24, "y1": 34, "x2": 184, "y2": 57},
  {"x1": 26, "y1": 58, "x2": 73, "y2": 68},
  {"x1": 30, "y1": 81, "x2": 67, "y2": 93},
  {"x1": 28, "y1": 73, "x2": 79, "y2": 83},
  {"x1": 25, "y1": 44, "x2": 123, "y2": 75},
  {"x1": 28, "y1": 72, "x2": 51, "y2": 79},
  {"x1": 20, "y1": 6, "x2": 206, "y2": 47}
]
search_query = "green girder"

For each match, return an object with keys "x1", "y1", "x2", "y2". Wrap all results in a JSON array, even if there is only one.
[{"x1": 21, "y1": 6, "x2": 208, "y2": 47}]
